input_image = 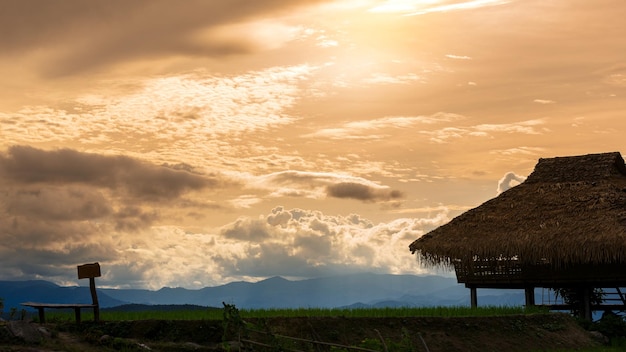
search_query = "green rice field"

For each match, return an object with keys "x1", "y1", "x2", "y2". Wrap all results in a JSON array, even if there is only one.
[
  {"x1": 45, "y1": 304, "x2": 549, "y2": 322},
  {"x1": 20, "y1": 305, "x2": 625, "y2": 351}
]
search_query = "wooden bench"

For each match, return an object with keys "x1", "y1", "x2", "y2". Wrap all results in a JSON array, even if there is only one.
[{"x1": 22, "y1": 263, "x2": 101, "y2": 323}]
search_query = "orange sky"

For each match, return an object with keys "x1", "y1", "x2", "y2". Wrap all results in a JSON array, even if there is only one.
[{"x1": 1, "y1": 0, "x2": 625, "y2": 289}]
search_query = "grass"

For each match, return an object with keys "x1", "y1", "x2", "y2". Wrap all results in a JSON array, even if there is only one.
[
  {"x1": 43, "y1": 304, "x2": 549, "y2": 322},
  {"x1": 19, "y1": 306, "x2": 626, "y2": 352},
  {"x1": 541, "y1": 344, "x2": 626, "y2": 352},
  {"x1": 239, "y1": 305, "x2": 549, "y2": 318}
]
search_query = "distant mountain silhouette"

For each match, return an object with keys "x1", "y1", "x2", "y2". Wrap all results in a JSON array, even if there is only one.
[
  {"x1": 0, "y1": 280, "x2": 127, "y2": 313},
  {"x1": 1, "y1": 273, "x2": 534, "y2": 313},
  {"x1": 102, "y1": 303, "x2": 219, "y2": 312}
]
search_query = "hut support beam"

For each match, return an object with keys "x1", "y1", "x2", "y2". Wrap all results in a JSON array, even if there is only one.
[
  {"x1": 470, "y1": 286, "x2": 477, "y2": 308},
  {"x1": 525, "y1": 287, "x2": 535, "y2": 306},
  {"x1": 582, "y1": 287, "x2": 592, "y2": 321}
]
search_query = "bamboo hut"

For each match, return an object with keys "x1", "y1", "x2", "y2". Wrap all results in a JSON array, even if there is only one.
[{"x1": 409, "y1": 152, "x2": 626, "y2": 320}]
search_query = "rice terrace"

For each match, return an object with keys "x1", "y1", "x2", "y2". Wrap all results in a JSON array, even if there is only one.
[{"x1": 0, "y1": 304, "x2": 619, "y2": 351}]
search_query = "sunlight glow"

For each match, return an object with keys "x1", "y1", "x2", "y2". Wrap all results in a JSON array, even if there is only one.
[
  {"x1": 368, "y1": 0, "x2": 511, "y2": 15},
  {"x1": 3, "y1": 0, "x2": 626, "y2": 290},
  {"x1": 369, "y1": 0, "x2": 422, "y2": 13}
]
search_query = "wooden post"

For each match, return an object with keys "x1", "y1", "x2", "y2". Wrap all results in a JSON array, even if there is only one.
[
  {"x1": 470, "y1": 286, "x2": 478, "y2": 308},
  {"x1": 78, "y1": 263, "x2": 101, "y2": 323},
  {"x1": 36, "y1": 307, "x2": 46, "y2": 324},
  {"x1": 582, "y1": 287, "x2": 592, "y2": 321},
  {"x1": 74, "y1": 308, "x2": 81, "y2": 324},
  {"x1": 525, "y1": 287, "x2": 535, "y2": 306},
  {"x1": 89, "y1": 277, "x2": 100, "y2": 322}
]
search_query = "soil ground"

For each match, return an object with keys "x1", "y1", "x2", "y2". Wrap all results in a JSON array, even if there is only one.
[{"x1": 0, "y1": 313, "x2": 607, "y2": 351}]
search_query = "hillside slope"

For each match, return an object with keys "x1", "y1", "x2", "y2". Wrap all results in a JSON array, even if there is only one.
[{"x1": 1, "y1": 313, "x2": 605, "y2": 351}]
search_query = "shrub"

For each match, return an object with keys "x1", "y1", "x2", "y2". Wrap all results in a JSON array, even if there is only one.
[{"x1": 593, "y1": 311, "x2": 626, "y2": 339}]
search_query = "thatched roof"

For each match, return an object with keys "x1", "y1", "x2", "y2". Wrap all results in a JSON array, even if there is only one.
[{"x1": 409, "y1": 152, "x2": 626, "y2": 269}]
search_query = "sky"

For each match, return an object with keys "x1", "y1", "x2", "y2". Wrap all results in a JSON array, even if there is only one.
[{"x1": 1, "y1": 0, "x2": 625, "y2": 290}]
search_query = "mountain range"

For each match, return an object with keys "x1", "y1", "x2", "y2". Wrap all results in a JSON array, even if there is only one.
[{"x1": 0, "y1": 273, "x2": 536, "y2": 312}]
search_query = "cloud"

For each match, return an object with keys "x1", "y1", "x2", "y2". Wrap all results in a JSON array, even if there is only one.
[
  {"x1": 0, "y1": 145, "x2": 216, "y2": 200},
  {"x1": 200, "y1": 19, "x2": 305, "y2": 52},
  {"x1": 475, "y1": 119, "x2": 545, "y2": 134},
  {"x1": 212, "y1": 206, "x2": 450, "y2": 279},
  {"x1": 362, "y1": 73, "x2": 422, "y2": 85},
  {"x1": 0, "y1": 146, "x2": 410, "y2": 289},
  {"x1": 0, "y1": 204, "x2": 452, "y2": 289},
  {"x1": 445, "y1": 54, "x2": 472, "y2": 60},
  {"x1": 326, "y1": 182, "x2": 402, "y2": 202},
  {"x1": 491, "y1": 147, "x2": 545, "y2": 156},
  {"x1": 0, "y1": 0, "x2": 333, "y2": 76},
  {"x1": 221, "y1": 216, "x2": 275, "y2": 241},
  {"x1": 497, "y1": 171, "x2": 526, "y2": 194},
  {"x1": 303, "y1": 112, "x2": 465, "y2": 140},
  {"x1": 404, "y1": 0, "x2": 512, "y2": 16},
  {"x1": 228, "y1": 195, "x2": 264, "y2": 209},
  {"x1": 424, "y1": 119, "x2": 545, "y2": 143},
  {"x1": 6, "y1": 186, "x2": 113, "y2": 221},
  {"x1": 368, "y1": 0, "x2": 511, "y2": 14},
  {"x1": 604, "y1": 73, "x2": 626, "y2": 87},
  {"x1": 0, "y1": 65, "x2": 314, "y2": 172},
  {"x1": 0, "y1": 145, "x2": 229, "y2": 287},
  {"x1": 249, "y1": 170, "x2": 403, "y2": 202}
]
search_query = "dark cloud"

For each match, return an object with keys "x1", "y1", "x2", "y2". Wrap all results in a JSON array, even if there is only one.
[
  {"x1": 113, "y1": 206, "x2": 159, "y2": 232},
  {"x1": 0, "y1": 0, "x2": 332, "y2": 76},
  {"x1": 7, "y1": 186, "x2": 112, "y2": 221},
  {"x1": 0, "y1": 207, "x2": 117, "y2": 281},
  {"x1": 2, "y1": 242, "x2": 116, "y2": 270},
  {"x1": 326, "y1": 182, "x2": 403, "y2": 202},
  {"x1": 0, "y1": 214, "x2": 103, "y2": 246},
  {"x1": 261, "y1": 171, "x2": 404, "y2": 203},
  {"x1": 0, "y1": 145, "x2": 220, "y2": 244},
  {"x1": 0, "y1": 243, "x2": 118, "y2": 280},
  {"x1": 0, "y1": 145, "x2": 222, "y2": 284},
  {"x1": 0, "y1": 145, "x2": 217, "y2": 200}
]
